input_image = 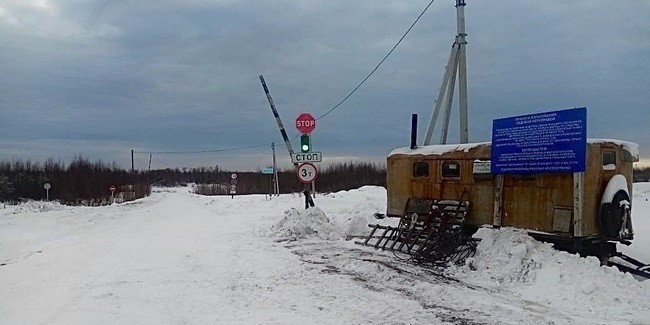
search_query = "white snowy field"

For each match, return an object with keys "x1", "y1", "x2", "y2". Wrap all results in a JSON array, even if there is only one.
[{"x1": 1, "y1": 184, "x2": 649, "y2": 325}]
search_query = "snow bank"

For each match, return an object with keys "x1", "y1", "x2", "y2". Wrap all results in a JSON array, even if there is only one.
[
  {"x1": 633, "y1": 182, "x2": 650, "y2": 198},
  {"x1": 344, "y1": 215, "x2": 371, "y2": 238},
  {"x1": 622, "y1": 182, "x2": 650, "y2": 265},
  {"x1": 269, "y1": 207, "x2": 343, "y2": 240},
  {"x1": 319, "y1": 186, "x2": 396, "y2": 234},
  {"x1": 449, "y1": 228, "x2": 650, "y2": 322},
  {"x1": 11, "y1": 200, "x2": 66, "y2": 214}
]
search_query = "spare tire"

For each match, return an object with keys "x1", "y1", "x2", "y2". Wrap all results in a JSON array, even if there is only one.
[{"x1": 599, "y1": 190, "x2": 631, "y2": 239}]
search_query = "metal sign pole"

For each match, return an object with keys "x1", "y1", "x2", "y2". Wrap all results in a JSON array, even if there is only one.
[
  {"x1": 43, "y1": 183, "x2": 51, "y2": 201},
  {"x1": 272, "y1": 142, "x2": 279, "y2": 196}
]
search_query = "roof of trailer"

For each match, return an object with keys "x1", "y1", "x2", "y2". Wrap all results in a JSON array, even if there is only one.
[{"x1": 389, "y1": 139, "x2": 639, "y2": 158}]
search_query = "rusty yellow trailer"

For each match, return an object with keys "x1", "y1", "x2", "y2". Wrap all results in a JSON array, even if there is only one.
[{"x1": 386, "y1": 139, "x2": 639, "y2": 253}]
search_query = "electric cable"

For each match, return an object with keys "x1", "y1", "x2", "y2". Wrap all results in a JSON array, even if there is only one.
[
  {"x1": 134, "y1": 142, "x2": 271, "y2": 155},
  {"x1": 316, "y1": 0, "x2": 436, "y2": 120},
  {"x1": 135, "y1": 1, "x2": 436, "y2": 159}
]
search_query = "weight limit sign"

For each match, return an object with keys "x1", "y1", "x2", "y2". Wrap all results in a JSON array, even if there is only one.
[{"x1": 296, "y1": 162, "x2": 318, "y2": 183}]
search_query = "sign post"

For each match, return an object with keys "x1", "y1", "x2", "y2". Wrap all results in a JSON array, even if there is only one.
[
  {"x1": 43, "y1": 183, "x2": 51, "y2": 201},
  {"x1": 109, "y1": 185, "x2": 117, "y2": 203},
  {"x1": 295, "y1": 113, "x2": 318, "y2": 209},
  {"x1": 230, "y1": 173, "x2": 237, "y2": 198},
  {"x1": 262, "y1": 167, "x2": 274, "y2": 199}
]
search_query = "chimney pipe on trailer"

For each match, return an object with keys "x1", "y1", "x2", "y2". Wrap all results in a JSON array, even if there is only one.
[{"x1": 410, "y1": 114, "x2": 418, "y2": 149}]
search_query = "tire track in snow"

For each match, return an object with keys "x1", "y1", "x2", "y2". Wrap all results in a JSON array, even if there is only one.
[{"x1": 282, "y1": 239, "x2": 587, "y2": 325}]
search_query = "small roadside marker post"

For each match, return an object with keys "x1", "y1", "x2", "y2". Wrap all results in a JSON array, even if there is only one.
[
  {"x1": 109, "y1": 185, "x2": 117, "y2": 204},
  {"x1": 230, "y1": 174, "x2": 237, "y2": 199},
  {"x1": 43, "y1": 183, "x2": 51, "y2": 201}
]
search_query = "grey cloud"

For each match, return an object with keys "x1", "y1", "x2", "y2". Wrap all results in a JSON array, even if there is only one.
[{"x1": 1, "y1": 0, "x2": 648, "y2": 170}]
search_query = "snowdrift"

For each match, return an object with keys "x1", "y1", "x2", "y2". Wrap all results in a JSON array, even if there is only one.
[
  {"x1": 449, "y1": 227, "x2": 650, "y2": 322},
  {"x1": 10, "y1": 200, "x2": 66, "y2": 214},
  {"x1": 269, "y1": 207, "x2": 343, "y2": 240},
  {"x1": 268, "y1": 191, "x2": 650, "y2": 322}
]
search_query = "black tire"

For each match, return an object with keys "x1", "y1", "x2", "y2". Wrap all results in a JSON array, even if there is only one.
[{"x1": 599, "y1": 190, "x2": 630, "y2": 239}]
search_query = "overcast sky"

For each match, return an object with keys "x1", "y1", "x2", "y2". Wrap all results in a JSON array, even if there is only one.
[{"x1": 1, "y1": 0, "x2": 648, "y2": 171}]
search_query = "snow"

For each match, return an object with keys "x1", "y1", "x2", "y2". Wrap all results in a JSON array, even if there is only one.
[
  {"x1": 603, "y1": 163, "x2": 616, "y2": 170},
  {"x1": 390, "y1": 139, "x2": 639, "y2": 160},
  {"x1": 621, "y1": 182, "x2": 650, "y2": 265},
  {"x1": 11, "y1": 200, "x2": 67, "y2": 214},
  {"x1": 389, "y1": 142, "x2": 490, "y2": 156},
  {"x1": 602, "y1": 174, "x2": 630, "y2": 204},
  {"x1": 448, "y1": 228, "x2": 649, "y2": 323},
  {"x1": 588, "y1": 139, "x2": 640, "y2": 160},
  {"x1": 1, "y1": 184, "x2": 650, "y2": 324},
  {"x1": 269, "y1": 207, "x2": 343, "y2": 240}
]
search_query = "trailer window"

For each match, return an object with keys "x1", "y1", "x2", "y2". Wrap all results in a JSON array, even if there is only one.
[
  {"x1": 413, "y1": 162, "x2": 429, "y2": 177},
  {"x1": 441, "y1": 161, "x2": 461, "y2": 178},
  {"x1": 602, "y1": 151, "x2": 616, "y2": 167}
]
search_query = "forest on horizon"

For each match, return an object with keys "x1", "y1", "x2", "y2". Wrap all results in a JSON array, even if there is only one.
[
  {"x1": 0, "y1": 157, "x2": 386, "y2": 205},
  {"x1": 1, "y1": 156, "x2": 649, "y2": 206}
]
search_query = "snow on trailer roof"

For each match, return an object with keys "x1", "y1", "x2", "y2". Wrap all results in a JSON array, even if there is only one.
[
  {"x1": 389, "y1": 139, "x2": 639, "y2": 159},
  {"x1": 588, "y1": 139, "x2": 640, "y2": 159},
  {"x1": 389, "y1": 142, "x2": 490, "y2": 157}
]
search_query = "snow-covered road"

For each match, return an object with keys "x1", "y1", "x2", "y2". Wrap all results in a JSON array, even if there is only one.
[{"x1": 1, "y1": 186, "x2": 649, "y2": 324}]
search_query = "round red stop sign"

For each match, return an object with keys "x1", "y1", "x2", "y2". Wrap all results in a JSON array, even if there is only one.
[{"x1": 296, "y1": 113, "x2": 316, "y2": 134}]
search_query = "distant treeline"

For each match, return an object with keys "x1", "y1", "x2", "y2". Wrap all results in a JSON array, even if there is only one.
[
  {"x1": 0, "y1": 157, "x2": 150, "y2": 205},
  {"x1": 0, "y1": 158, "x2": 386, "y2": 204},
  {"x1": 152, "y1": 162, "x2": 386, "y2": 195},
  {"x1": 634, "y1": 167, "x2": 650, "y2": 182},
  {"x1": 2, "y1": 158, "x2": 646, "y2": 205}
]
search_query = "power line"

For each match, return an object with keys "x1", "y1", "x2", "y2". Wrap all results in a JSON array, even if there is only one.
[
  {"x1": 134, "y1": 142, "x2": 271, "y2": 155},
  {"x1": 137, "y1": 1, "x2": 436, "y2": 158},
  {"x1": 316, "y1": 0, "x2": 436, "y2": 120}
]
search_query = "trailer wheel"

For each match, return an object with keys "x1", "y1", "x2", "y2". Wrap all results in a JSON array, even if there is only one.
[{"x1": 599, "y1": 190, "x2": 631, "y2": 239}]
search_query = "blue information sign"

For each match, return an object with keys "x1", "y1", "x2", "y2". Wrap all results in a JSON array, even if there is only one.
[
  {"x1": 491, "y1": 107, "x2": 587, "y2": 174},
  {"x1": 261, "y1": 167, "x2": 274, "y2": 175}
]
